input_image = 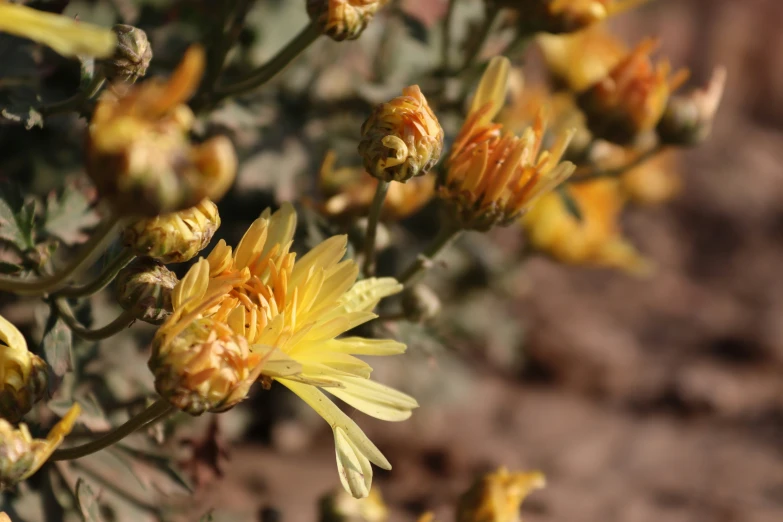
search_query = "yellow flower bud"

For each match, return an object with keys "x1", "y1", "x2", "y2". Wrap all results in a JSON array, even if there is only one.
[
  {"x1": 441, "y1": 57, "x2": 575, "y2": 231},
  {"x1": 497, "y1": 0, "x2": 647, "y2": 34},
  {"x1": 456, "y1": 467, "x2": 545, "y2": 522},
  {"x1": 0, "y1": 404, "x2": 80, "y2": 491},
  {"x1": 358, "y1": 85, "x2": 444, "y2": 182},
  {"x1": 116, "y1": 258, "x2": 178, "y2": 324},
  {"x1": 0, "y1": 3, "x2": 116, "y2": 58},
  {"x1": 123, "y1": 199, "x2": 221, "y2": 264},
  {"x1": 307, "y1": 0, "x2": 388, "y2": 41},
  {"x1": 0, "y1": 315, "x2": 48, "y2": 423},
  {"x1": 86, "y1": 46, "x2": 237, "y2": 217},
  {"x1": 577, "y1": 39, "x2": 689, "y2": 145},
  {"x1": 320, "y1": 487, "x2": 389, "y2": 522},
  {"x1": 99, "y1": 25, "x2": 153, "y2": 84},
  {"x1": 657, "y1": 66, "x2": 726, "y2": 147},
  {"x1": 149, "y1": 317, "x2": 263, "y2": 415}
]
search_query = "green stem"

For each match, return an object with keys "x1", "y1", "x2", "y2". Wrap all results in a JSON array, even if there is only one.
[
  {"x1": 399, "y1": 223, "x2": 462, "y2": 286},
  {"x1": 0, "y1": 216, "x2": 121, "y2": 296},
  {"x1": 54, "y1": 299, "x2": 136, "y2": 341},
  {"x1": 569, "y1": 145, "x2": 663, "y2": 184},
  {"x1": 199, "y1": 0, "x2": 252, "y2": 102},
  {"x1": 208, "y1": 21, "x2": 321, "y2": 105},
  {"x1": 459, "y1": 5, "x2": 500, "y2": 74},
  {"x1": 362, "y1": 180, "x2": 390, "y2": 278},
  {"x1": 50, "y1": 400, "x2": 174, "y2": 462},
  {"x1": 54, "y1": 249, "x2": 135, "y2": 299}
]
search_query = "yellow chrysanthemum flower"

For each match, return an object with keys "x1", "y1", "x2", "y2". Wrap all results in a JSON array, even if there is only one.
[
  {"x1": 0, "y1": 1, "x2": 116, "y2": 58},
  {"x1": 439, "y1": 57, "x2": 576, "y2": 231},
  {"x1": 0, "y1": 404, "x2": 80, "y2": 491},
  {"x1": 150, "y1": 203, "x2": 418, "y2": 498},
  {"x1": 522, "y1": 179, "x2": 651, "y2": 275},
  {"x1": 0, "y1": 315, "x2": 48, "y2": 422},
  {"x1": 456, "y1": 467, "x2": 545, "y2": 522}
]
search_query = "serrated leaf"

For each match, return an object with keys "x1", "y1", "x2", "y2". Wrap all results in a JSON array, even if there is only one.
[
  {"x1": 558, "y1": 185, "x2": 583, "y2": 222},
  {"x1": 76, "y1": 478, "x2": 104, "y2": 522},
  {"x1": 0, "y1": 182, "x2": 37, "y2": 251},
  {"x1": 40, "y1": 308, "x2": 73, "y2": 377},
  {"x1": 44, "y1": 182, "x2": 100, "y2": 246}
]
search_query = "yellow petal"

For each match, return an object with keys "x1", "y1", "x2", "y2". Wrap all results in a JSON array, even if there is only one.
[
  {"x1": 173, "y1": 258, "x2": 210, "y2": 311},
  {"x1": 234, "y1": 217, "x2": 269, "y2": 270},
  {"x1": 327, "y1": 337, "x2": 407, "y2": 356},
  {"x1": 335, "y1": 426, "x2": 373, "y2": 498},
  {"x1": 469, "y1": 56, "x2": 511, "y2": 126},
  {"x1": 263, "y1": 203, "x2": 297, "y2": 258},
  {"x1": 326, "y1": 376, "x2": 418, "y2": 422},
  {"x1": 251, "y1": 345, "x2": 303, "y2": 377},
  {"x1": 26, "y1": 404, "x2": 81, "y2": 479},
  {"x1": 0, "y1": 3, "x2": 116, "y2": 58},
  {"x1": 334, "y1": 278, "x2": 403, "y2": 316}
]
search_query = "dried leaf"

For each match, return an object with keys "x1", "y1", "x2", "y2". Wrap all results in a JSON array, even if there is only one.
[
  {"x1": 44, "y1": 181, "x2": 100, "y2": 245},
  {"x1": 40, "y1": 308, "x2": 73, "y2": 376},
  {"x1": 76, "y1": 478, "x2": 105, "y2": 522}
]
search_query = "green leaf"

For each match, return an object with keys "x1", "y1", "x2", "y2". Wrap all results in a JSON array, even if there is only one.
[
  {"x1": 558, "y1": 185, "x2": 583, "y2": 222},
  {"x1": 75, "y1": 478, "x2": 105, "y2": 522},
  {"x1": 40, "y1": 308, "x2": 73, "y2": 377},
  {"x1": 0, "y1": 261, "x2": 23, "y2": 274},
  {"x1": 44, "y1": 181, "x2": 100, "y2": 246},
  {"x1": 0, "y1": 182, "x2": 37, "y2": 251}
]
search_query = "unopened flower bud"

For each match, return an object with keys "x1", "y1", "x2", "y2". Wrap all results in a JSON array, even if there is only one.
[
  {"x1": 99, "y1": 25, "x2": 153, "y2": 84},
  {"x1": 307, "y1": 0, "x2": 388, "y2": 41},
  {"x1": 401, "y1": 284, "x2": 441, "y2": 323},
  {"x1": 577, "y1": 39, "x2": 689, "y2": 145},
  {"x1": 456, "y1": 467, "x2": 545, "y2": 522},
  {"x1": 359, "y1": 85, "x2": 443, "y2": 183},
  {"x1": 0, "y1": 315, "x2": 49, "y2": 423},
  {"x1": 116, "y1": 258, "x2": 178, "y2": 324},
  {"x1": 496, "y1": 0, "x2": 645, "y2": 34},
  {"x1": 149, "y1": 318, "x2": 262, "y2": 415},
  {"x1": 123, "y1": 199, "x2": 221, "y2": 264},
  {"x1": 657, "y1": 67, "x2": 726, "y2": 147},
  {"x1": 87, "y1": 46, "x2": 237, "y2": 217},
  {"x1": 320, "y1": 487, "x2": 389, "y2": 522},
  {"x1": 0, "y1": 404, "x2": 80, "y2": 491}
]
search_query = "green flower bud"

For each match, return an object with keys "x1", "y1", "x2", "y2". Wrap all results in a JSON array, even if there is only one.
[
  {"x1": 116, "y1": 258, "x2": 178, "y2": 324},
  {"x1": 123, "y1": 199, "x2": 220, "y2": 264},
  {"x1": 99, "y1": 25, "x2": 153, "y2": 84}
]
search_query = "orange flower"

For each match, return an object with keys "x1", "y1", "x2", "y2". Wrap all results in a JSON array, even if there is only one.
[
  {"x1": 577, "y1": 39, "x2": 689, "y2": 144},
  {"x1": 439, "y1": 57, "x2": 575, "y2": 231}
]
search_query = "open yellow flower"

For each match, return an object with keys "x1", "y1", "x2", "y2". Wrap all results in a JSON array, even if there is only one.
[
  {"x1": 439, "y1": 57, "x2": 575, "y2": 231},
  {"x1": 150, "y1": 203, "x2": 418, "y2": 498},
  {"x1": 456, "y1": 467, "x2": 545, "y2": 522},
  {"x1": 0, "y1": 404, "x2": 80, "y2": 491},
  {"x1": 522, "y1": 179, "x2": 651, "y2": 275},
  {"x1": 0, "y1": 1, "x2": 116, "y2": 58},
  {"x1": 0, "y1": 315, "x2": 48, "y2": 422}
]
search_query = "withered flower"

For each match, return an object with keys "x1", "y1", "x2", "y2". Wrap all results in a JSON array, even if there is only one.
[
  {"x1": 307, "y1": 0, "x2": 389, "y2": 41},
  {"x1": 359, "y1": 85, "x2": 443, "y2": 183},
  {"x1": 577, "y1": 39, "x2": 689, "y2": 144},
  {"x1": 86, "y1": 46, "x2": 237, "y2": 217}
]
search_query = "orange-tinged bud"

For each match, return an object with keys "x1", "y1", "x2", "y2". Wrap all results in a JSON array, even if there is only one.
[
  {"x1": 149, "y1": 318, "x2": 263, "y2": 415},
  {"x1": 307, "y1": 0, "x2": 388, "y2": 41},
  {"x1": 456, "y1": 467, "x2": 545, "y2": 522},
  {"x1": 86, "y1": 46, "x2": 237, "y2": 217},
  {"x1": 116, "y1": 258, "x2": 178, "y2": 324},
  {"x1": 123, "y1": 199, "x2": 221, "y2": 264},
  {"x1": 358, "y1": 85, "x2": 444, "y2": 182},
  {"x1": 577, "y1": 39, "x2": 689, "y2": 145},
  {"x1": 0, "y1": 315, "x2": 48, "y2": 423}
]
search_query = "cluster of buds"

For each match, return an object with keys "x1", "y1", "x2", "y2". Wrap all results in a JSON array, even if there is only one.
[
  {"x1": 123, "y1": 199, "x2": 221, "y2": 264},
  {"x1": 0, "y1": 316, "x2": 49, "y2": 423},
  {"x1": 439, "y1": 57, "x2": 575, "y2": 231},
  {"x1": 98, "y1": 24, "x2": 153, "y2": 84},
  {"x1": 577, "y1": 39, "x2": 689, "y2": 145},
  {"x1": 149, "y1": 315, "x2": 263, "y2": 415},
  {"x1": 456, "y1": 467, "x2": 545, "y2": 522},
  {"x1": 86, "y1": 46, "x2": 237, "y2": 217},
  {"x1": 358, "y1": 85, "x2": 444, "y2": 183},
  {"x1": 116, "y1": 258, "x2": 178, "y2": 324},
  {"x1": 0, "y1": 405, "x2": 80, "y2": 491},
  {"x1": 307, "y1": 0, "x2": 389, "y2": 41}
]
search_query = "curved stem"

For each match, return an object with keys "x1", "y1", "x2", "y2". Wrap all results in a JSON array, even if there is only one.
[
  {"x1": 54, "y1": 249, "x2": 135, "y2": 299},
  {"x1": 206, "y1": 21, "x2": 321, "y2": 106},
  {"x1": 0, "y1": 216, "x2": 121, "y2": 296},
  {"x1": 54, "y1": 299, "x2": 136, "y2": 341},
  {"x1": 362, "y1": 180, "x2": 390, "y2": 278},
  {"x1": 569, "y1": 145, "x2": 663, "y2": 184},
  {"x1": 399, "y1": 223, "x2": 462, "y2": 286},
  {"x1": 50, "y1": 399, "x2": 175, "y2": 462}
]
